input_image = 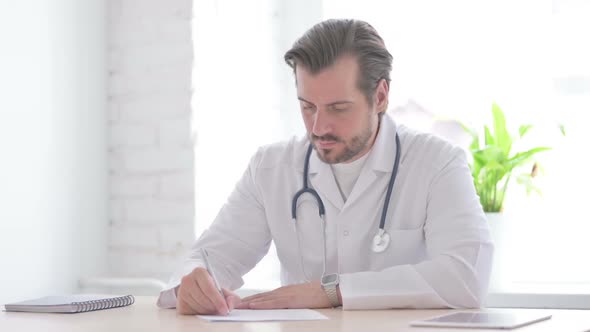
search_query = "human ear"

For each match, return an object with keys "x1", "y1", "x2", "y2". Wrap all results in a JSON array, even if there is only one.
[{"x1": 374, "y1": 79, "x2": 389, "y2": 113}]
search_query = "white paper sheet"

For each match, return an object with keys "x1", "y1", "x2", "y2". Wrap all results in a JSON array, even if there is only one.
[{"x1": 197, "y1": 309, "x2": 329, "y2": 322}]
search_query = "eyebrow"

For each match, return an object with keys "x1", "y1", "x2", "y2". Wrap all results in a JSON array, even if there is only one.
[{"x1": 297, "y1": 97, "x2": 354, "y2": 107}]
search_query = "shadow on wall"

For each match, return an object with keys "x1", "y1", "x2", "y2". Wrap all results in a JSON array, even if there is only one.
[{"x1": 391, "y1": 100, "x2": 472, "y2": 149}]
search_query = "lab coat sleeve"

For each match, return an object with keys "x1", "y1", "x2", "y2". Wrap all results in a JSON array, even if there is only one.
[
  {"x1": 157, "y1": 149, "x2": 272, "y2": 308},
  {"x1": 339, "y1": 146, "x2": 494, "y2": 309}
]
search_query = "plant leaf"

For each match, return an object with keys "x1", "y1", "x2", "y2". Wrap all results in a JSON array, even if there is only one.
[
  {"x1": 480, "y1": 145, "x2": 507, "y2": 166},
  {"x1": 518, "y1": 124, "x2": 533, "y2": 138},
  {"x1": 484, "y1": 125, "x2": 494, "y2": 146},
  {"x1": 559, "y1": 123, "x2": 566, "y2": 136},
  {"x1": 465, "y1": 103, "x2": 561, "y2": 211},
  {"x1": 477, "y1": 160, "x2": 509, "y2": 212},
  {"x1": 492, "y1": 103, "x2": 512, "y2": 157},
  {"x1": 508, "y1": 147, "x2": 551, "y2": 169}
]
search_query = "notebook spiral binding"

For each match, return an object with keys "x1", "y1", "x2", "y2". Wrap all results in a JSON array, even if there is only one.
[{"x1": 72, "y1": 295, "x2": 135, "y2": 313}]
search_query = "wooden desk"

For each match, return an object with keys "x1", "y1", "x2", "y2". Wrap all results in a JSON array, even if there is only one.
[{"x1": 2, "y1": 296, "x2": 589, "y2": 331}]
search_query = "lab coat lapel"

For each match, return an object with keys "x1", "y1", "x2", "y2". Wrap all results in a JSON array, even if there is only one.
[
  {"x1": 344, "y1": 114, "x2": 399, "y2": 208},
  {"x1": 308, "y1": 149, "x2": 345, "y2": 211}
]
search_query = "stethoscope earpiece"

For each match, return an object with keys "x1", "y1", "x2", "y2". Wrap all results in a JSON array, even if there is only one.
[{"x1": 372, "y1": 229, "x2": 390, "y2": 253}]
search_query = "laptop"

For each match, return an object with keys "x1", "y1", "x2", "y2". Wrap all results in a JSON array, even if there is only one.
[{"x1": 410, "y1": 311, "x2": 552, "y2": 329}]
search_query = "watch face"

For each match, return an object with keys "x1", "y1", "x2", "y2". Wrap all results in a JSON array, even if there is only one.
[{"x1": 322, "y1": 273, "x2": 338, "y2": 284}]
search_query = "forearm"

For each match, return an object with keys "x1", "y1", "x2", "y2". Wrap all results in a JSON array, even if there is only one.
[{"x1": 339, "y1": 243, "x2": 493, "y2": 310}]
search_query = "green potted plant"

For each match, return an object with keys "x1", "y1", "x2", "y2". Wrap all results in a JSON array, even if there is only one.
[
  {"x1": 462, "y1": 103, "x2": 555, "y2": 213},
  {"x1": 462, "y1": 102, "x2": 562, "y2": 291}
]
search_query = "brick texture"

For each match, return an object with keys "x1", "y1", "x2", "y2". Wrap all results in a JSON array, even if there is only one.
[{"x1": 108, "y1": 0, "x2": 195, "y2": 281}]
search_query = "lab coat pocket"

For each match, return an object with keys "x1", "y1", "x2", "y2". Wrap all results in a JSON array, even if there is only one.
[{"x1": 372, "y1": 228, "x2": 427, "y2": 269}]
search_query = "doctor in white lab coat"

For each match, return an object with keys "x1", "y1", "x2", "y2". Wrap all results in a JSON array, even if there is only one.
[{"x1": 157, "y1": 18, "x2": 493, "y2": 315}]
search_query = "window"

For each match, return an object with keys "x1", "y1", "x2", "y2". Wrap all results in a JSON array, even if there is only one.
[
  {"x1": 323, "y1": 0, "x2": 590, "y2": 292},
  {"x1": 192, "y1": 0, "x2": 590, "y2": 295},
  {"x1": 192, "y1": 0, "x2": 303, "y2": 290}
]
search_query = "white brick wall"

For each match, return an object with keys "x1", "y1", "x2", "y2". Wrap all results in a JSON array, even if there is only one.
[{"x1": 108, "y1": 0, "x2": 195, "y2": 282}]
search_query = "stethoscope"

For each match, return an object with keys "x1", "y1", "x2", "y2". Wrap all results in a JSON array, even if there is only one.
[{"x1": 291, "y1": 133, "x2": 401, "y2": 280}]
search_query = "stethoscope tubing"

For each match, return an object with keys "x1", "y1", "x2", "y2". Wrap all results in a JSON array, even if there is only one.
[
  {"x1": 292, "y1": 133, "x2": 400, "y2": 227},
  {"x1": 378, "y1": 133, "x2": 401, "y2": 230},
  {"x1": 291, "y1": 132, "x2": 401, "y2": 279}
]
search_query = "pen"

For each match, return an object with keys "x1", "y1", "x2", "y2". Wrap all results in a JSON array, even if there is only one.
[{"x1": 200, "y1": 248, "x2": 226, "y2": 301}]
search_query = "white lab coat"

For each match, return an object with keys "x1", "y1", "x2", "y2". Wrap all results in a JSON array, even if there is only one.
[{"x1": 157, "y1": 113, "x2": 493, "y2": 310}]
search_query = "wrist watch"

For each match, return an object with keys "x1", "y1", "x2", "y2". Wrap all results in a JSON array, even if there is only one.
[{"x1": 321, "y1": 273, "x2": 340, "y2": 307}]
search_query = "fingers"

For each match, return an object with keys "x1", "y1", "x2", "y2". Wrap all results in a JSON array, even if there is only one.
[
  {"x1": 248, "y1": 298, "x2": 290, "y2": 309},
  {"x1": 222, "y1": 288, "x2": 240, "y2": 311},
  {"x1": 239, "y1": 289, "x2": 294, "y2": 309},
  {"x1": 176, "y1": 267, "x2": 228, "y2": 315},
  {"x1": 234, "y1": 301, "x2": 250, "y2": 309},
  {"x1": 177, "y1": 295, "x2": 197, "y2": 315},
  {"x1": 237, "y1": 282, "x2": 328, "y2": 310},
  {"x1": 176, "y1": 276, "x2": 206, "y2": 315},
  {"x1": 177, "y1": 272, "x2": 213, "y2": 315},
  {"x1": 241, "y1": 291, "x2": 268, "y2": 303},
  {"x1": 188, "y1": 280, "x2": 217, "y2": 312},
  {"x1": 196, "y1": 271, "x2": 229, "y2": 315}
]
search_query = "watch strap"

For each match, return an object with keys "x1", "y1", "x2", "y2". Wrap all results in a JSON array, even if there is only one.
[{"x1": 323, "y1": 284, "x2": 340, "y2": 307}]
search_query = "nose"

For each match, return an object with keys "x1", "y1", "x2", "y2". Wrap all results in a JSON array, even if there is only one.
[{"x1": 311, "y1": 109, "x2": 331, "y2": 137}]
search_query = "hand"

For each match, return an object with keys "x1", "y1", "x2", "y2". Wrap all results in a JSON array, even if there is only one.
[
  {"x1": 236, "y1": 281, "x2": 337, "y2": 309},
  {"x1": 176, "y1": 267, "x2": 241, "y2": 315}
]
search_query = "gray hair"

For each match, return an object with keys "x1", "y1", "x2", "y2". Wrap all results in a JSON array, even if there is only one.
[{"x1": 284, "y1": 19, "x2": 393, "y2": 106}]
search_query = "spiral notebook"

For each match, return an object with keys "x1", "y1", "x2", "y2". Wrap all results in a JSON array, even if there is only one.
[{"x1": 3, "y1": 294, "x2": 135, "y2": 313}]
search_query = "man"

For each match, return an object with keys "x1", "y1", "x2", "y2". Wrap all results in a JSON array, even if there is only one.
[{"x1": 157, "y1": 18, "x2": 493, "y2": 315}]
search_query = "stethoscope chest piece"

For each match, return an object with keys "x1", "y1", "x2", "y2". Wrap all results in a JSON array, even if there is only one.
[
  {"x1": 372, "y1": 229, "x2": 390, "y2": 253},
  {"x1": 293, "y1": 133, "x2": 401, "y2": 262}
]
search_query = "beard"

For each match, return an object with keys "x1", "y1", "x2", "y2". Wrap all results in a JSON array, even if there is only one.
[{"x1": 311, "y1": 120, "x2": 375, "y2": 164}]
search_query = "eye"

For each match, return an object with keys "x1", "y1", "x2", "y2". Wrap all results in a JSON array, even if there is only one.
[
  {"x1": 330, "y1": 105, "x2": 350, "y2": 112},
  {"x1": 300, "y1": 103, "x2": 315, "y2": 112}
]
